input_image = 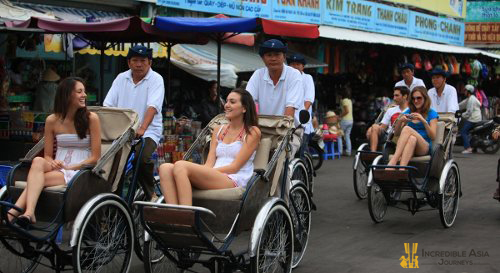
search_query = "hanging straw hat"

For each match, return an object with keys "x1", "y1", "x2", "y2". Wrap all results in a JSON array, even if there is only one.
[{"x1": 42, "y1": 68, "x2": 60, "y2": 82}]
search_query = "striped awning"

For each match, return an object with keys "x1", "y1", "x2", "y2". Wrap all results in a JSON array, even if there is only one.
[{"x1": 14, "y1": 1, "x2": 129, "y2": 22}]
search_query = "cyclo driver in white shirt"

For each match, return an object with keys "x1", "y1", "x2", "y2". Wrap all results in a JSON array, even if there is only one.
[
  {"x1": 104, "y1": 45, "x2": 165, "y2": 201},
  {"x1": 287, "y1": 53, "x2": 315, "y2": 157},
  {"x1": 394, "y1": 63, "x2": 426, "y2": 91},
  {"x1": 365, "y1": 86, "x2": 410, "y2": 152},
  {"x1": 246, "y1": 39, "x2": 303, "y2": 155},
  {"x1": 428, "y1": 68, "x2": 459, "y2": 113}
]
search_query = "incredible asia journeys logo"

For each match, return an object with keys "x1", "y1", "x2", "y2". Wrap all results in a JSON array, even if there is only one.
[{"x1": 400, "y1": 243, "x2": 490, "y2": 268}]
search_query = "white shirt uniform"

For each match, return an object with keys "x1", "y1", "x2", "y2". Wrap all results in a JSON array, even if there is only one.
[
  {"x1": 246, "y1": 65, "x2": 303, "y2": 124},
  {"x1": 394, "y1": 77, "x2": 426, "y2": 91},
  {"x1": 294, "y1": 73, "x2": 315, "y2": 134},
  {"x1": 104, "y1": 68, "x2": 165, "y2": 145},
  {"x1": 428, "y1": 84, "x2": 459, "y2": 113},
  {"x1": 459, "y1": 95, "x2": 482, "y2": 123},
  {"x1": 381, "y1": 106, "x2": 408, "y2": 131}
]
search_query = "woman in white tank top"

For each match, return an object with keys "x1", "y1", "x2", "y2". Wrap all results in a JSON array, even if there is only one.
[
  {"x1": 159, "y1": 89, "x2": 261, "y2": 206},
  {"x1": 8, "y1": 77, "x2": 101, "y2": 226}
]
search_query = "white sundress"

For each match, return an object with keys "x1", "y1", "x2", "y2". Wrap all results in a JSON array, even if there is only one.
[
  {"x1": 213, "y1": 126, "x2": 256, "y2": 188},
  {"x1": 55, "y1": 134, "x2": 91, "y2": 183}
]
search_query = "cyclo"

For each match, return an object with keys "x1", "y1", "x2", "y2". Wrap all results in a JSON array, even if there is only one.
[
  {"x1": 0, "y1": 107, "x2": 148, "y2": 273},
  {"x1": 353, "y1": 107, "x2": 389, "y2": 200},
  {"x1": 135, "y1": 112, "x2": 314, "y2": 272},
  {"x1": 366, "y1": 112, "x2": 461, "y2": 228}
]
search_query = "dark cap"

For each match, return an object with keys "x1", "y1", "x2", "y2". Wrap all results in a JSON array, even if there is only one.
[
  {"x1": 287, "y1": 53, "x2": 306, "y2": 65},
  {"x1": 127, "y1": 45, "x2": 153, "y2": 59},
  {"x1": 399, "y1": 63, "x2": 414, "y2": 72},
  {"x1": 430, "y1": 68, "x2": 448, "y2": 78},
  {"x1": 259, "y1": 39, "x2": 287, "y2": 56}
]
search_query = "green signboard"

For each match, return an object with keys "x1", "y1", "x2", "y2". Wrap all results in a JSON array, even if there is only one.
[{"x1": 466, "y1": 1, "x2": 500, "y2": 22}]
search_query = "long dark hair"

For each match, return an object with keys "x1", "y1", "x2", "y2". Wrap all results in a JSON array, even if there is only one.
[
  {"x1": 53, "y1": 77, "x2": 90, "y2": 139},
  {"x1": 230, "y1": 88, "x2": 258, "y2": 135},
  {"x1": 409, "y1": 86, "x2": 431, "y2": 118}
]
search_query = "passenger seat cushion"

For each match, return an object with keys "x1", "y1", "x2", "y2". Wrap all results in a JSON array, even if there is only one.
[{"x1": 192, "y1": 187, "x2": 245, "y2": 200}]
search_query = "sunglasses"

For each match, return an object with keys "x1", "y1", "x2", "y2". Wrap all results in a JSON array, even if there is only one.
[{"x1": 412, "y1": 96, "x2": 424, "y2": 101}]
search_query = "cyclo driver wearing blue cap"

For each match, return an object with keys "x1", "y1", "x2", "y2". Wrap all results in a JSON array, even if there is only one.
[
  {"x1": 104, "y1": 45, "x2": 165, "y2": 201},
  {"x1": 246, "y1": 39, "x2": 303, "y2": 154}
]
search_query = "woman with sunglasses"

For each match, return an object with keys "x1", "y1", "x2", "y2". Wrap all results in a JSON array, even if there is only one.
[{"x1": 387, "y1": 86, "x2": 438, "y2": 168}]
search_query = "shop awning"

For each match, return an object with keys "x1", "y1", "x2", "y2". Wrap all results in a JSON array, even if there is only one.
[
  {"x1": 14, "y1": 1, "x2": 129, "y2": 22},
  {"x1": 0, "y1": 0, "x2": 53, "y2": 22},
  {"x1": 260, "y1": 19, "x2": 319, "y2": 39},
  {"x1": 6, "y1": 16, "x2": 209, "y2": 44},
  {"x1": 319, "y1": 25, "x2": 500, "y2": 60}
]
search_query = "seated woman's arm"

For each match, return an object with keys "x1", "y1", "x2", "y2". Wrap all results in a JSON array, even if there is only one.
[
  {"x1": 215, "y1": 126, "x2": 261, "y2": 174},
  {"x1": 43, "y1": 114, "x2": 60, "y2": 170},
  {"x1": 204, "y1": 125, "x2": 220, "y2": 168},
  {"x1": 393, "y1": 115, "x2": 409, "y2": 136},
  {"x1": 413, "y1": 112, "x2": 438, "y2": 141},
  {"x1": 66, "y1": 112, "x2": 102, "y2": 170}
]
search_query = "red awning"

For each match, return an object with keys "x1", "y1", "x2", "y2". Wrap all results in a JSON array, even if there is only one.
[
  {"x1": 260, "y1": 19, "x2": 319, "y2": 39},
  {"x1": 6, "y1": 16, "x2": 208, "y2": 44}
]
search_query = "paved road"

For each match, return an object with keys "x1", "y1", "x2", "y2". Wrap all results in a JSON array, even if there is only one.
[{"x1": 12, "y1": 148, "x2": 500, "y2": 273}]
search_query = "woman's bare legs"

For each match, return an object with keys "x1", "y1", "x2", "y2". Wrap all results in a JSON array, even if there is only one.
[
  {"x1": 172, "y1": 161, "x2": 234, "y2": 206},
  {"x1": 388, "y1": 126, "x2": 429, "y2": 168},
  {"x1": 8, "y1": 157, "x2": 65, "y2": 223},
  {"x1": 159, "y1": 163, "x2": 178, "y2": 204}
]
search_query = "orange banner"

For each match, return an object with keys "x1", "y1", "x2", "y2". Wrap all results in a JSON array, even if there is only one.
[{"x1": 465, "y1": 22, "x2": 500, "y2": 44}]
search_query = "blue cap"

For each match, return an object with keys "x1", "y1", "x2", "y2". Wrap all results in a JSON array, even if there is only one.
[
  {"x1": 127, "y1": 45, "x2": 153, "y2": 59},
  {"x1": 399, "y1": 63, "x2": 414, "y2": 72},
  {"x1": 259, "y1": 39, "x2": 287, "y2": 56},
  {"x1": 430, "y1": 68, "x2": 448, "y2": 78},
  {"x1": 287, "y1": 53, "x2": 306, "y2": 65}
]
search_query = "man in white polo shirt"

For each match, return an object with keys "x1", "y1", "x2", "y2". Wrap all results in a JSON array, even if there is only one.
[
  {"x1": 246, "y1": 39, "x2": 302, "y2": 119},
  {"x1": 394, "y1": 63, "x2": 426, "y2": 91},
  {"x1": 246, "y1": 39, "x2": 303, "y2": 155},
  {"x1": 104, "y1": 45, "x2": 164, "y2": 200},
  {"x1": 287, "y1": 53, "x2": 315, "y2": 157},
  {"x1": 428, "y1": 68, "x2": 459, "y2": 113}
]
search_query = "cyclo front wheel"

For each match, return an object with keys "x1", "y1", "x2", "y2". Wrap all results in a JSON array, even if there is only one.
[
  {"x1": 144, "y1": 239, "x2": 181, "y2": 273},
  {"x1": 368, "y1": 183, "x2": 387, "y2": 223},
  {"x1": 353, "y1": 161, "x2": 369, "y2": 200}
]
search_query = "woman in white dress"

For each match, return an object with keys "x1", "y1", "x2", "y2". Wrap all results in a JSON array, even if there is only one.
[
  {"x1": 8, "y1": 77, "x2": 101, "y2": 225},
  {"x1": 159, "y1": 89, "x2": 261, "y2": 206}
]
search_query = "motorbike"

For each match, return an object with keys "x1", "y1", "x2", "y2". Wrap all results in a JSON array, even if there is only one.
[
  {"x1": 308, "y1": 128, "x2": 324, "y2": 170},
  {"x1": 456, "y1": 115, "x2": 500, "y2": 154}
]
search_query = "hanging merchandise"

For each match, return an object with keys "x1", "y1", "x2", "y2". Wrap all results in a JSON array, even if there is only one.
[
  {"x1": 412, "y1": 53, "x2": 422, "y2": 70},
  {"x1": 481, "y1": 62, "x2": 489, "y2": 79},
  {"x1": 424, "y1": 54, "x2": 433, "y2": 71},
  {"x1": 450, "y1": 56, "x2": 460, "y2": 75},
  {"x1": 446, "y1": 56, "x2": 454, "y2": 75},
  {"x1": 471, "y1": 59, "x2": 482, "y2": 79},
  {"x1": 464, "y1": 58, "x2": 472, "y2": 76}
]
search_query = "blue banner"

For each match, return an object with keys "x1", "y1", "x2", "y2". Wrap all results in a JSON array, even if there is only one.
[
  {"x1": 157, "y1": 0, "x2": 464, "y2": 46},
  {"x1": 157, "y1": 0, "x2": 272, "y2": 18}
]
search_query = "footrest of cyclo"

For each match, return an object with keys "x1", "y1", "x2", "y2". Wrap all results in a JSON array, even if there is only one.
[
  {"x1": 372, "y1": 168, "x2": 419, "y2": 191},
  {"x1": 134, "y1": 201, "x2": 220, "y2": 252}
]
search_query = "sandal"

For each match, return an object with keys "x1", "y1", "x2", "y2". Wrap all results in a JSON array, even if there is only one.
[{"x1": 15, "y1": 215, "x2": 34, "y2": 229}]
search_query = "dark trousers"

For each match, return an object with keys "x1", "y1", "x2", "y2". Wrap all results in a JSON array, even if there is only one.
[
  {"x1": 460, "y1": 120, "x2": 476, "y2": 149},
  {"x1": 135, "y1": 137, "x2": 157, "y2": 199},
  {"x1": 299, "y1": 133, "x2": 312, "y2": 158}
]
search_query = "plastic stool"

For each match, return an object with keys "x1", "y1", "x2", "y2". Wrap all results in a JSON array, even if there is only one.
[{"x1": 323, "y1": 141, "x2": 341, "y2": 160}]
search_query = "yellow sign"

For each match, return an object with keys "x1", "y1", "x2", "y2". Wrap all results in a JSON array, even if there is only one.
[
  {"x1": 385, "y1": 0, "x2": 466, "y2": 18},
  {"x1": 400, "y1": 243, "x2": 419, "y2": 268}
]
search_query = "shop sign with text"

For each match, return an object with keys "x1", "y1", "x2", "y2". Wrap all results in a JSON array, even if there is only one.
[
  {"x1": 157, "y1": 0, "x2": 464, "y2": 46},
  {"x1": 466, "y1": 1, "x2": 500, "y2": 23},
  {"x1": 465, "y1": 22, "x2": 500, "y2": 44},
  {"x1": 384, "y1": 0, "x2": 466, "y2": 18}
]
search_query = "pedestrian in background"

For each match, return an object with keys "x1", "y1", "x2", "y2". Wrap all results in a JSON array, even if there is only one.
[{"x1": 339, "y1": 88, "x2": 353, "y2": 156}]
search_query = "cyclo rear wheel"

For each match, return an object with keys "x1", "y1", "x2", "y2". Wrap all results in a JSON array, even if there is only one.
[
  {"x1": 250, "y1": 203, "x2": 293, "y2": 273},
  {"x1": 368, "y1": 183, "x2": 387, "y2": 223},
  {"x1": 289, "y1": 184, "x2": 311, "y2": 268},
  {"x1": 73, "y1": 198, "x2": 134, "y2": 273},
  {"x1": 439, "y1": 164, "x2": 460, "y2": 228}
]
